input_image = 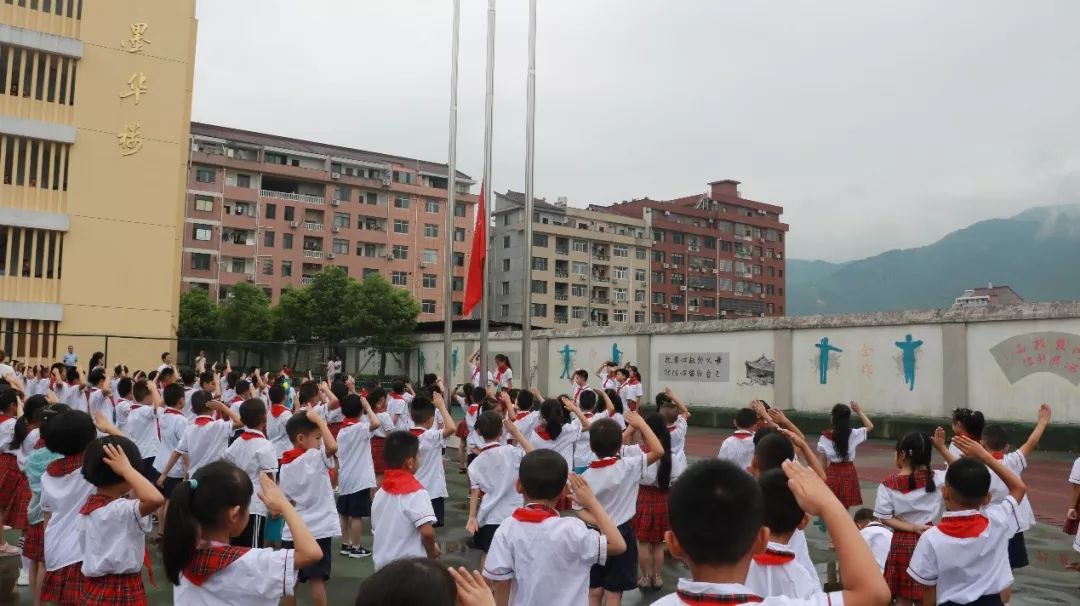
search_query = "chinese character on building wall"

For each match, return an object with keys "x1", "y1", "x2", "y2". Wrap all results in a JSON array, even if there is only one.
[
  {"x1": 121, "y1": 23, "x2": 151, "y2": 53},
  {"x1": 117, "y1": 123, "x2": 144, "y2": 156},
  {"x1": 119, "y1": 72, "x2": 149, "y2": 105}
]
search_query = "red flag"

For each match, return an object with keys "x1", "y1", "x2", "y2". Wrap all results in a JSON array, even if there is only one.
[{"x1": 463, "y1": 183, "x2": 486, "y2": 316}]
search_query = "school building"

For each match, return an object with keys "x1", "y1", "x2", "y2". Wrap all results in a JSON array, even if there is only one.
[{"x1": 0, "y1": 1, "x2": 198, "y2": 364}]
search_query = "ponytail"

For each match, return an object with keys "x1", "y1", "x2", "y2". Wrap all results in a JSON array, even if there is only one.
[
  {"x1": 539, "y1": 399, "x2": 565, "y2": 440},
  {"x1": 644, "y1": 413, "x2": 673, "y2": 491},
  {"x1": 604, "y1": 389, "x2": 624, "y2": 415},
  {"x1": 896, "y1": 431, "x2": 935, "y2": 494},
  {"x1": 11, "y1": 394, "x2": 48, "y2": 450},
  {"x1": 830, "y1": 403, "x2": 852, "y2": 461}
]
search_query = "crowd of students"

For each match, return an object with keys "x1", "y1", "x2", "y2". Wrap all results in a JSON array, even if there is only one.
[{"x1": 0, "y1": 347, "x2": 1075, "y2": 606}]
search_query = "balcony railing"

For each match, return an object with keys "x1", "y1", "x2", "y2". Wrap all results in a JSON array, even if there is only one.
[
  {"x1": 301, "y1": 276, "x2": 315, "y2": 285},
  {"x1": 261, "y1": 190, "x2": 325, "y2": 205},
  {"x1": 591, "y1": 298, "x2": 609, "y2": 305},
  {"x1": 303, "y1": 250, "x2": 324, "y2": 258},
  {"x1": 554, "y1": 271, "x2": 569, "y2": 278},
  {"x1": 303, "y1": 222, "x2": 324, "y2": 231},
  {"x1": 555, "y1": 294, "x2": 569, "y2": 301},
  {"x1": 555, "y1": 248, "x2": 569, "y2": 255},
  {"x1": 554, "y1": 317, "x2": 568, "y2": 324}
]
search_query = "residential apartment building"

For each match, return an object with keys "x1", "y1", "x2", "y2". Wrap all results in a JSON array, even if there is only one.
[
  {"x1": 1, "y1": 1, "x2": 197, "y2": 363},
  {"x1": 608, "y1": 180, "x2": 787, "y2": 322},
  {"x1": 490, "y1": 191, "x2": 652, "y2": 328},
  {"x1": 182, "y1": 123, "x2": 478, "y2": 320}
]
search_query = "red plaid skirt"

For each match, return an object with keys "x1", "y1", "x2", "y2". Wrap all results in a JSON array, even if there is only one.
[
  {"x1": 42, "y1": 562, "x2": 86, "y2": 605},
  {"x1": 7, "y1": 473, "x2": 29, "y2": 530},
  {"x1": 0, "y1": 454, "x2": 21, "y2": 512},
  {"x1": 455, "y1": 419, "x2": 469, "y2": 439},
  {"x1": 372, "y1": 436, "x2": 387, "y2": 475},
  {"x1": 632, "y1": 485, "x2": 669, "y2": 543},
  {"x1": 83, "y1": 572, "x2": 147, "y2": 606},
  {"x1": 884, "y1": 529, "x2": 923, "y2": 600},
  {"x1": 23, "y1": 522, "x2": 44, "y2": 562},
  {"x1": 825, "y1": 462, "x2": 863, "y2": 508}
]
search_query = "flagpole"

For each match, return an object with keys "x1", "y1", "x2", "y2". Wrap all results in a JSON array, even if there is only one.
[
  {"x1": 443, "y1": 0, "x2": 460, "y2": 392},
  {"x1": 520, "y1": 0, "x2": 536, "y2": 389},
  {"x1": 479, "y1": 0, "x2": 496, "y2": 385}
]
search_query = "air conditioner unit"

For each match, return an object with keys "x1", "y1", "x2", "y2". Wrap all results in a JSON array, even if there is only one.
[
  {"x1": 669, "y1": 304, "x2": 678, "y2": 310},
  {"x1": 245, "y1": 274, "x2": 256, "y2": 282},
  {"x1": 672, "y1": 265, "x2": 680, "y2": 270},
  {"x1": 777, "y1": 253, "x2": 783, "y2": 260},
  {"x1": 662, "y1": 264, "x2": 670, "y2": 269},
  {"x1": 226, "y1": 149, "x2": 234, "y2": 158},
  {"x1": 331, "y1": 199, "x2": 341, "y2": 207},
  {"x1": 332, "y1": 226, "x2": 341, "y2": 234},
  {"x1": 689, "y1": 306, "x2": 698, "y2": 312},
  {"x1": 385, "y1": 253, "x2": 395, "y2": 260},
  {"x1": 331, "y1": 172, "x2": 341, "y2": 180},
  {"x1": 719, "y1": 310, "x2": 727, "y2": 317},
  {"x1": 381, "y1": 178, "x2": 392, "y2": 188},
  {"x1": 760, "y1": 293, "x2": 766, "y2": 299},
  {"x1": 639, "y1": 281, "x2": 647, "y2": 287},
  {"x1": 327, "y1": 253, "x2": 336, "y2": 259},
  {"x1": 712, "y1": 269, "x2": 719, "y2": 275},
  {"x1": 680, "y1": 286, "x2": 687, "y2": 291},
  {"x1": 288, "y1": 221, "x2": 299, "y2": 228}
]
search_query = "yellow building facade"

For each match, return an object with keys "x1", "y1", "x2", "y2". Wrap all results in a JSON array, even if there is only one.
[{"x1": 0, "y1": 0, "x2": 196, "y2": 365}]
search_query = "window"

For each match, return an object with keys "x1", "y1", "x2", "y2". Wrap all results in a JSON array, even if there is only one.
[
  {"x1": 195, "y1": 167, "x2": 215, "y2": 183},
  {"x1": 635, "y1": 289, "x2": 645, "y2": 303},
  {"x1": 672, "y1": 294, "x2": 684, "y2": 306},
  {"x1": 572, "y1": 239, "x2": 588, "y2": 253},
  {"x1": 718, "y1": 278, "x2": 732, "y2": 292},
  {"x1": 613, "y1": 310, "x2": 627, "y2": 323},
  {"x1": 572, "y1": 261, "x2": 588, "y2": 276},
  {"x1": 652, "y1": 250, "x2": 665, "y2": 263},
  {"x1": 533, "y1": 233, "x2": 548, "y2": 247},
  {"x1": 194, "y1": 196, "x2": 214, "y2": 212},
  {"x1": 652, "y1": 292, "x2": 666, "y2": 304},
  {"x1": 391, "y1": 271, "x2": 408, "y2": 286},
  {"x1": 364, "y1": 268, "x2": 380, "y2": 278},
  {"x1": 230, "y1": 258, "x2": 247, "y2": 274},
  {"x1": 704, "y1": 236, "x2": 716, "y2": 249},
  {"x1": 672, "y1": 232, "x2": 685, "y2": 244},
  {"x1": 334, "y1": 185, "x2": 351, "y2": 202},
  {"x1": 394, "y1": 171, "x2": 414, "y2": 185},
  {"x1": 262, "y1": 259, "x2": 273, "y2": 276},
  {"x1": 613, "y1": 244, "x2": 629, "y2": 257},
  {"x1": 265, "y1": 153, "x2": 286, "y2": 165},
  {"x1": 452, "y1": 276, "x2": 464, "y2": 292},
  {"x1": 671, "y1": 273, "x2": 684, "y2": 285},
  {"x1": 652, "y1": 271, "x2": 664, "y2": 284},
  {"x1": 263, "y1": 231, "x2": 275, "y2": 247},
  {"x1": 236, "y1": 174, "x2": 251, "y2": 188},
  {"x1": 426, "y1": 199, "x2": 440, "y2": 213},
  {"x1": 503, "y1": 214, "x2": 512, "y2": 226},
  {"x1": 531, "y1": 303, "x2": 547, "y2": 318},
  {"x1": 365, "y1": 192, "x2": 379, "y2": 205},
  {"x1": 502, "y1": 259, "x2": 511, "y2": 271},
  {"x1": 500, "y1": 281, "x2": 511, "y2": 295},
  {"x1": 635, "y1": 268, "x2": 647, "y2": 282},
  {"x1": 190, "y1": 253, "x2": 210, "y2": 270},
  {"x1": 422, "y1": 249, "x2": 438, "y2": 265},
  {"x1": 503, "y1": 236, "x2": 511, "y2": 249},
  {"x1": 613, "y1": 266, "x2": 628, "y2": 280},
  {"x1": 571, "y1": 306, "x2": 587, "y2": 320},
  {"x1": 394, "y1": 195, "x2": 410, "y2": 209},
  {"x1": 671, "y1": 253, "x2": 684, "y2": 266},
  {"x1": 531, "y1": 280, "x2": 547, "y2": 295},
  {"x1": 532, "y1": 257, "x2": 548, "y2": 271},
  {"x1": 392, "y1": 245, "x2": 409, "y2": 260},
  {"x1": 334, "y1": 212, "x2": 350, "y2": 228},
  {"x1": 454, "y1": 203, "x2": 467, "y2": 217},
  {"x1": 635, "y1": 311, "x2": 646, "y2": 323},
  {"x1": 333, "y1": 239, "x2": 349, "y2": 254},
  {"x1": 454, "y1": 228, "x2": 466, "y2": 242},
  {"x1": 636, "y1": 247, "x2": 647, "y2": 260},
  {"x1": 423, "y1": 274, "x2": 437, "y2": 288},
  {"x1": 452, "y1": 252, "x2": 464, "y2": 267},
  {"x1": 284, "y1": 206, "x2": 295, "y2": 221},
  {"x1": 614, "y1": 288, "x2": 628, "y2": 302},
  {"x1": 265, "y1": 203, "x2": 276, "y2": 219},
  {"x1": 283, "y1": 233, "x2": 293, "y2": 249},
  {"x1": 192, "y1": 224, "x2": 212, "y2": 241},
  {"x1": 281, "y1": 261, "x2": 292, "y2": 277},
  {"x1": 424, "y1": 224, "x2": 439, "y2": 238},
  {"x1": 394, "y1": 219, "x2": 409, "y2": 234},
  {"x1": 418, "y1": 299, "x2": 437, "y2": 314},
  {"x1": 571, "y1": 284, "x2": 587, "y2": 297}
]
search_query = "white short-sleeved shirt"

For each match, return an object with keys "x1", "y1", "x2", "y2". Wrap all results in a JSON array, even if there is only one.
[
  {"x1": 266, "y1": 406, "x2": 293, "y2": 458},
  {"x1": 528, "y1": 420, "x2": 582, "y2": 471},
  {"x1": 174, "y1": 547, "x2": 297, "y2": 605},
  {"x1": 573, "y1": 413, "x2": 599, "y2": 469},
  {"x1": 113, "y1": 398, "x2": 134, "y2": 430},
  {"x1": 125, "y1": 404, "x2": 161, "y2": 461},
  {"x1": 387, "y1": 396, "x2": 410, "y2": 430},
  {"x1": 575, "y1": 446, "x2": 646, "y2": 526},
  {"x1": 492, "y1": 366, "x2": 513, "y2": 389},
  {"x1": 618, "y1": 380, "x2": 643, "y2": 407},
  {"x1": 223, "y1": 430, "x2": 279, "y2": 518},
  {"x1": 986, "y1": 451, "x2": 1036, "y2": 531},
  {"x1": 650, "y1": 580, "x2": 842, "y2": 606},
  {"x1": 468, "y1": 444, "x2": 525, "y2": 526},
  {"x1": 483, "y1": 514, "x2": 606, "y2": 606},
  {"x1": 370, "y1": 485, "x2": 437, "y2": 570},
  {"x1": 571, "y1": 384, "x2": 591, "y2": 405},
  {"x1": 816, "y1": 427, "x2": 868, "y2": 463},
  {"x1": 86, "y1": 388, "x2": 113, "y2": 431},
  {"x1": 41, "y1": 462, "x2": 95, "y2": 571},
  {"x1": 907, "y1": 497, "x2": 1022, "y2": 604},
  {"x1": 788, "y1": 528, "x2": 818, "y2": 581},
  {"x1": 411, "y1": 426, "x2": 448, "y2": 499},
  {"x1": 859, "y1": 522, "x2": 893, "y2": 572},
  {"x1": 745, "y1": 542, "x2": 821, "y2": 601},
  {"x1": 873, "y1": 470, "x2": 946, "y2": 525},
  {"x1": 1070, "y1": 457, "x2": 1080, "y2": 485},
  {"x1": 469, "y1": 365, "x2": 493, "y2": 389},
  {"x1": 80, "y1": 497, "x2": 153, "y2": 577},
  {"x1": 17, "y1": 428, "x2": 39, "y2": 470},
  {"x1": 182, "y1": 386, "x2": 197, "y2": 420},
  {"x1": 58, "y1": 383, "x2": 86, "y2": 414},
  {"x1": 176, "y1": 417, "x2": 234, "y2": 477},
  {"x1": 717, "y1": 431, "x2": 755, "y2": 470},
  {"x1": 337, "y1": 420, "x2": 377, "y2": 495},
  {"x1": 0, "y1": 417, "x2": 17, "y2": 455},
  {"x1": 153, "y1": 409, "x2": 188, "y2": 479},
  {"x1": 372, "y1": 410, "x2": 395, "y2": 439},
  {"x1": 279, "y1": 446, "x2": 338, "y2": 540},
  {"x1": 668, "y1": 417, "x2": 688, "y2": 479}
]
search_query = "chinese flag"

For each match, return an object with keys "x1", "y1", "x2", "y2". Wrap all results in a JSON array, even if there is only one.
[{"x1": 463, "y1": 182, "x2": 486, "y2": 317}]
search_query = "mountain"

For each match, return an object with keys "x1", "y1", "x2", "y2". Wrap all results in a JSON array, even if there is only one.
[{"x1": 787, "y1": 204, "x2": 1080, "y2": 316}]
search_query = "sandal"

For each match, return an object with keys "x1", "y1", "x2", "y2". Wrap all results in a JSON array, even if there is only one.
[
  {"x1": 0, "y1": 543, "x2": 21, "y2": 556},
  {"x1": 652, "y1": 573, "x2": 664, "y2": 590},
  {"x1": 637, "y1": 576, "x2": 651, "y2": 591}
]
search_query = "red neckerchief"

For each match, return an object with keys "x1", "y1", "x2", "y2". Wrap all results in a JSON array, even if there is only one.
[
  {"x1": 280, "y1": 447, "x2": 306, "y2": 465},
  {"x1": 193, "y1": 416, "x2": 213, "y2": 427},
  {"x1": 822, "y1": 430, "x2": 834, "y2": 439},
  {"x1": 0, "y1": 415, "x2": 13, "y2": 424},
  {"x1": 882, "y1": 469, "x2": 931, "y2": 493},
  {"x1": 590, "y1": 456, "x2": 619, "y2": 469},
  {"x1": 479, "y1": 443, "x2": 501, "y2": 453},
  {"x1": 494, "y1": 365, "x2": 507, "y2": 383},
  {"x1": 732, "y1": 430, "x2": 754, "y2": 440},
  {"x1": 573, "y1": 385, "x2": 584, "y2": 401},
  {"x1": 270, "y1": 404, "x2": 289, "y2": 418},
  {"x1": 467, "y1": 404, "x2": 480, "y2": 415},
  {"x1": 752, "y1": 548, "x2": 796, "y2": 566},
  {"x1": 535, "y1": 427, "x2": 552, "y2": 441},
  {"x1": 229, "y1": 396, "x2": 244, "y2": 405},
  {"x1": 628, "y1": 378, "x2": 640, "y2": 386},
  {"x1": 239, "y1": 430, "x2": 265, "y2": 441},
  {"x1": 639, "y1": 444, "x2": 651, "y2": 454},
  {"x1": 512, "y1": 503, "x2": 559, "y2": 523},
  {"x1": 340, "y1": 417, "x2": 362, "y2": 429},
  {"x1": 79, "y1": 493, "x2": 117, "y2": 515},
  {"x1": 381, "y1": 469, "x2": 423, "y2": 495},
  {"x1": 937, "y1": 513, "x2": 989, "y2": 538},
  {"x1": 164, "y1": 408, "x2": 184, "y2": 416},
  {"x1": 515, "y1": 411, "x2": 531, "y2": 421},
  {"x1": 676, "y1": 591, "x2": 763, "y2": 604},
  {"x1": 991, "y1": 452, "x2": 1005, "y2": 460},
  {"x1": 182, "y1": 543, "x2": 251, "y2": 586},
  {"x1": 668, "y1": 424, "x2": 678, "y2": 433},
  {"x1": 47, "y1": 453, "x2": 83, "y2": 477},
  {"x1": 409, "y1": 428, "x2": 426, "y2": 437}
]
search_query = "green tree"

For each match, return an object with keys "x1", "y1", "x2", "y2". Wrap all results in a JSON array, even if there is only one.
[
  {"x1": 354, "y1": 273, "x2": 421, "y2": 376},
  {"x1": 219, "y1": 282, "x2": 273, "y2": 342},
  {"x1": 306, "y1": 267, "x2": 364, "y2": 344},
  {"x1": 271, "y1": 286, "x2": 315, "y2": 369},
  {"x1": 177, "y1": 289, "x2": 221, "y2": 339}
]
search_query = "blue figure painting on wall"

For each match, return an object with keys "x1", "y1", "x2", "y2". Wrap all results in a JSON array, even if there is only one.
[
  {"x1": 895, "y1": 334, "x2": 923, "y2": 390},
  {"x1": 815, "y1": 337, "x2": 842, "y2": 385},
  {"x1": 559, "y1": 344, "x2": 576, "y2": 379}
]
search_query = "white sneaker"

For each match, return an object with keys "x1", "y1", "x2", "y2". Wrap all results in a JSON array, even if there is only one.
[{"x1": 16, "y1": 570, "x2": 28, "y2": 586}]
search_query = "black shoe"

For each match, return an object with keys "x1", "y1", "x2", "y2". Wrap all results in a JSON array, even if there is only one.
[
  {"x1": 349, "y1": 546, "x2": 372, "y2": 559},
  {"x1": 339, "y1": 544, "x2": 353, "y2": 556}
]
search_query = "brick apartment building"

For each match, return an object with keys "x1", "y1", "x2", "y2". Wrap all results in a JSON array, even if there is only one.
[
  {"x1": 182, "y1": 123, "x2": 478, "y2": 320},
  {"x1": 608, "y1": 180, "x2": 788, "y2": 322}
]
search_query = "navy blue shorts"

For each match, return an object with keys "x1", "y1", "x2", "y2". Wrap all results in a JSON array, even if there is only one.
[
  {"x1": 283, "y1": 537, "x2": 332, "y2": 582},
  {"x1": 1007, "y1": 531, "x2": 1028, "y2": 569},
  {"x1": 473, "y1": 524, "x2": 500, "y2": 552},
  {"x1": 431, "y1": 497, "x2": 445, "y2": 528},
  {"x1": 336, "y1": 489, "x2": 372, "y2": 518},
  {"x1": 140, "y1": 458, "x2": 158, "y2": 484},
  {"x1": 589, "y1": 521, "x2": 637, "y2": 592}
]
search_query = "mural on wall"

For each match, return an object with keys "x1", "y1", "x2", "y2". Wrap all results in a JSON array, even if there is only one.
[
  {"x1": 558, "y1": 344, "x2": 576, "y2": 379},
  {"x1": 737, "y1": 355, "x2": 775, "y2": 387},
  {"x1": 990, "y1": 332, "x2": 1080, "y2": 385},
  {"x1": 859, "y1": 344, "x2": 874, "y2": 378},
  {"x1": 451, "y1": 348, "x2": 459, "y2": 378},
  {"x1": 659, "y1": 353, "x2": 730, "y2": 382},
  {"x1": 894, "y1": 334, "x2": 923, "y2": 391},
  {"x1": 611, "y1": 342, "x2": 623, "y2": 365},
  {"x1": 813, "y1": 337, "x2": 842, "y2": 384},
  {"x1": 418, "y1": 351, "x2": 426, "y2": 375}
]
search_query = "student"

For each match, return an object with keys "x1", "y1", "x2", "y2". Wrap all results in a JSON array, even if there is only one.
[
  {"x1": 817, "y1": 401, "x2": 874, "y2": 509},
  {"x1": 571, "y1": 369, "x2": 591, "y2": 404},
  {"x1": 651, "y1": 458, "x2": 890, "y2": 606},
  {"x1": 744, "y1": 469, "x2": 819, "y2": 600},
  {"x1": 355, "y1": 558, "x2": 497, "y2": 606},
  {"x1": 0, "y1": 390, "x2": 24, "y2": 555},
  {"x1": 336, "y1": 392, "x2": 381, "y2": 558},
  {"x1": 853, "y1": 508, "x2": 892, "y2": 573},
  {"x1": 163, "y1": 462, "x2": 322, "y2": 605},
  {"x1": 717, "y1": 407, "x2": 758, "y2": 471},
  {"x1": 180, "y1": 369, "x2": 198, "y2": 419},
  {"x1": 484, "y1": 449, "x2": 627, "y2": 606},
  {"x1": 615, "y1": 368, "x2": 640, "y2": 412},
  {"x1": 157, "y1": 391, "x2": 241, "y2": 482},
  {"x1": 223, "y1": 399, "x2": 279, "y2": 548},
  {"x1": 631, "y1": 412, "x2": 673, "y2": 592},
  {"x1": 492, "y1": 354, "x2": 513, "y2": 390},
  {"x1": 124, "y1": 379, "x2": 165, "y2": 483},
  {"x1": 521, "y1": 397, "x2": 590, "y2": 493},
  {"x1": 597, "y1": 361, "x2": 619, "y2": 391},
  {"x1": 367, "y1": 387, "x2": 394, "y2": 475},
  {"x1": 153, "y1": 383, "x2": 190, "y2": 517},
  {"x1": 467, "y1": 350, "x2": 493, "y2": 389},
  {"x1": 577, "y1": 411, "x2": 663, "y2": 606},
  {"x1": 85, "y1": 368, "x2": 114, "y2": 432},
  {"x1": 875, "y1": 431, "x2": 944, "y2": 606},
  {"x1": 370, "y1": 430, "x2": 439, "y2": 570},
  {"x1": 408, "y1": 393, "x2": 457, "y2": 527},
  {"x1": 387, "y1": 379, "x2": 411, "y2": 431},
  {"x1": 908, "y1": 435, "x2": 1026, "y2": 606},
  {"x1": 751, "y1": 431, "x2": 820, "y2": 582},
  {"x1": 572, "y1": 390, "x2": 608, "y2": 474},
  {"x1": 40, "y1": 410, "x2": 98, "y2": 606},
  {"x1": 78, "y1": 437, "x2": 164, "y2": 605},
  {"x1": 466, "y1": 411, "x2": 534, "y2": 563},
  {"x1": 25, "y1": 402, "x2": 64, "y2": 605},
  {"x1": 949, "y1": 408, "x2": 985, "y2": 458},
  {"x1": 14, "y1": 395, "x2": 48, "y2": 587},
  {"x1": 265, "y1": 384, "x2": 293, "y2": 457},
  {"x1": 656, "y1": 387, "x2": 690, "y2": 480}
]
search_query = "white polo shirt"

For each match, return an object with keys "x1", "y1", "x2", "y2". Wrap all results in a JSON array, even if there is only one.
[
  {"x1": 483, "y1": 513, "x2": 606, "y2": 606},
  {"x1": 79, "y1": 497, "x2": 153, "y2": 577},
  {"x1": 176, "y1": 417, "x2": 234, "y2": 476},
  {"x1": 370, "y1": 480, "x2": 437, "y2": 570},
  {"x1": 0, "y1": 417, "x2": 16, "y2": 455},
  {"x1": 574, "y1": 445, "x2": 646, "y2": 526},
  {"x1": 113, "y1": 398, "x2": 134, "y2": 430},
  {"x1": 386, "y1": 395, "x2": 410, "y2": 430},
  {"x1": 411, "y1": 426, "x2": 448, "y2": 499},
  {"x1": 717, "y1": 430, "x2": 756, "y2": 471},
  {"x1": 787, "y1": 529, "x2": 818, "y2": 581},
  {"x1": 41, "y1": 460, "x2": 95, "y2": 571},
  {"x1": 816, "y1": 427, "x2": 868, "y2": 463},
  {"x1": 907, "y1": 496, "x2": 1021, "y2": 604},
  {"x1": 125, "y1": 404, "x2": 161, "y2": 461},
  {"x1": 745, "y1": 541, "x2": 821, "y2": 600},
  {"x1": 573, "y1": 413, "x2": 598, "y2": 470},
  {"x1": 86, "y1": 388, "x2": 113, "y2": 430},
  {"x1": 279, "y1": 446, "x2": 339, "y2": 541},
  {"x1": 223, "y1": 430, "x2": 278, "y2": 518},
  {"x1": 617, "y1": 380, "x2": 642, "y2": 407},
  {"x1": 668, "y1": 416, "x2": 688, "y2": 479},
  {"x1": 468, "y1": 444, "x2": 525, "y2": 526},
  {"x1": 986, "y1": 451, "x2": 1036, "y2": 531},
  {"x1": 527, "y1": 419, "x2": 582, "y2": 471},
  {"x1": 337, "y1": 419, "x2": 377, "y2": 496},
  {"x1": 492, "y1": 366, "x2": 513, "y2": 389},
  {"x1": 266, "y1": 405, "x2": 292, "y2": 458},
  {"x1": 873, "y1": 470, "x2": 946, "y2": 525},
  {"x1": 153, "y1": 409, "x2": 189, "y2": 479},
  {"x1": 174, "y1": 547, "x2": 297, "y2": 605},
  {"x1": 650, "y1": 580, "x2": 842, "y2": 606},
  {"x1": 859, "y1": 522, "x2": 893, "y2": 572}
]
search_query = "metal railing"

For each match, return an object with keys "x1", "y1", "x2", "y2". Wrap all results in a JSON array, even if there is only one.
[{"x1": 260, "y1": 190, "x2": 326, "y2": 205}]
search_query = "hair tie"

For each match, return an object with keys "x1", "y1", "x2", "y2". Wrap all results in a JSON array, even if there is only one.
[{"x1": 189, "y1": 479, "x2": 199, "y2": 490}]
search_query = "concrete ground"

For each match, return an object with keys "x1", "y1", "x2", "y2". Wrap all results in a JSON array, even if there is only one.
[{"x1": 7, "y1": 425, "x2": 1078, "y2": 604}]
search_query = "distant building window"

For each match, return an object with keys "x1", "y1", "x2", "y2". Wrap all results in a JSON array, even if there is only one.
[
  {"x1": 532, "y1": 257, "x2": 548, "y2": 271},
  {"x1": 265, "y1": 153, "x2": 286, "y2": 165},
  {"x1": 281, "y1": 261, "x2": 292, "y2": 277},
  {"x1": 502, "y1": 259, "x2": 511, "y2": 271},
  {"x1": 190, "y1": 253, "x2": 210, "y2": 270},
  {"x1": 392, "y1": 271, "x2": 408, "y2": 286},
  {"x1": 392, "y1": 244, "x2": 409, "y2": 260},
  {"x1": 454, "y1": 203, "x2": 467, "y2": 217},
  {"x1": 365, "y1": 192, "x2": 379, "y2": 205},
  {"x1": 192, "y1": 224, "x2": 212, "y2": 241},
  {"x1": 454, "y1": 228, "x2": 466, "y2": 242},
  {"x1": 423, "y1": 274, "x2": 437, "y2": 288},
  {"x1": 194, "y1": 196, "x2": 214, "y2": 212},
  {"x1": 533, "y1": 233, "x2": 548, "y2": 247},
  {"x1": 195, "y1": 167, "x2": 215, "y2": 183},
  {"x1": 426, "y1": 199, "x2": 440, "y2": 213},
  {"x1": 423, "y1": 249, "x2": 438, "y2": 265},
  {"x1": 262, "y1": 259, "x2": 273, "y2": 276},
  {"x1": 265, "y1": 203, "x2": 276, "y2": 219},
  {"x1": 452, "y1": 277, "x2": 463, "y2": 292},
  {"x1": 531, "y1": 303, "x2": 547, "y2": 318},
  {"x1": 394, "y1": 219, "x2": 409, "y2": 234},
  {"x1": 422, "y1": 300, "x2": 437, "y2": 314},
  {"x1": 263, "y1": 232, "x2": 274, "y2": 247},
  {"x1": 333, "y1": 239, "x2": 349, "y2": 254},
  {"x1": 394, "y1": 195, "x2": 410, "y2": 209},
  {"x1": 236, "y1": 174, "x2": 252, "y2": 188},
  {"x1": 453, "y1": 252, "x2": 465, "y2": 267},
  {"x1": 283, "y1": 233, "x2": 293, "y2": 249},
  {"x1": 424, "y1": 224, "x2": 439, "y2": 238},
  {"x1": 394, "y1": 171, "x2": 413, "y2": 185}
]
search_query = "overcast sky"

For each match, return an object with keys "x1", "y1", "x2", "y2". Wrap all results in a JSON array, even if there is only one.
[{"x1": 192, "y1": 1, "x2": 1080, "y2": 262}]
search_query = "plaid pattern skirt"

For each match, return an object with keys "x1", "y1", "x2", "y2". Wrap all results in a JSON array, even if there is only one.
[
  {"x1": 632, "y1": 485, "x2": 669, "y2": 543},
  {"x1": 42, "y1": 562, "x2": 86, "y2": 605},
  {"x1": 455, "y1": 418, "x2": 469, "y2": 440},
  {"x1": 23, "y1": 522, "x2": 44, "y2": 562},
  {"x1": 83, "y1": 572, "x2": 148, "y2": 606},
  {"x1": 372, "y1": 436, "x2": 387, "y2": 475},
  {"x1": 826, "y1": 462, "x2": 863, "y2": 508},
  {"x1": 7, "y1": 473, "x2": 30, "y2": 530},
  {"x1": 884, "y1": 529, "x2": 923, "y2": 600},
  {"x1": 0, "y1": 454, "x2": 21, "y2": 512}
]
